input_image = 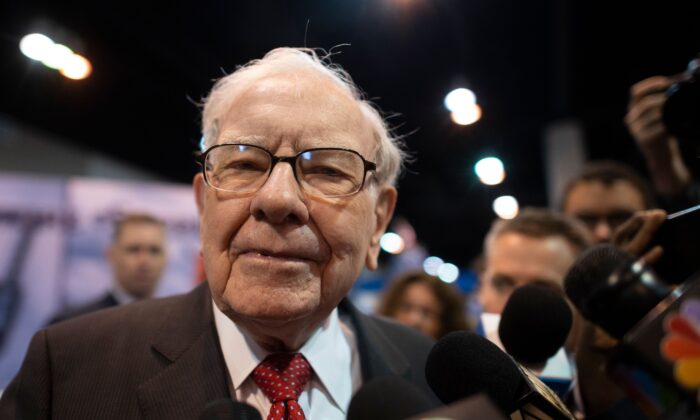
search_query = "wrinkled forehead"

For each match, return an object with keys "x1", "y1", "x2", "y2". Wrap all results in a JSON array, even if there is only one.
[{"x1": 216, "y1": 69, "x2": 377, "y2": 154}]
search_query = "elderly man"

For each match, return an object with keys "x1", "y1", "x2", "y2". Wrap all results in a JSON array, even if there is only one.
[
  {"x1": 50, "y1": 213, "x2": 168, "y2": 323},
  {"x1": 0, "y1": 48, "x2": 436, "y2": 418}
]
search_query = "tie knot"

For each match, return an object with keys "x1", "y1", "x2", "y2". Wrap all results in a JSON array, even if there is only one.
[{"x1": 252, "y1": 353, "x2": 311, "y2": 403}]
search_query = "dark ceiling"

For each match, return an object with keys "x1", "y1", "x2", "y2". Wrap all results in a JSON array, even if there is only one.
[{"x1": 1, "y1": 0, "x2": 699, "y2": 266}]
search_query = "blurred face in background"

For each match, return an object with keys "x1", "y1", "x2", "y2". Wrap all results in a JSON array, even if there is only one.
[
  {"x1": 392, "y1": 281, "x2": 443, "y2": 338},
  {"x1": 108, "y1": 222, "x2": 167, "y2": 299},
  {"x1": 478, "y1": 232, "x2": 577, "y2": 314},
  {"x1": 563, "y1": 180, "x2": 646, "y2": 243}
]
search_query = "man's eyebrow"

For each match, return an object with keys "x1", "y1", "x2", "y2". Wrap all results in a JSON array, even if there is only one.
[{"x1": 216, "y1": 134, "x2": 266, "y2": 145}]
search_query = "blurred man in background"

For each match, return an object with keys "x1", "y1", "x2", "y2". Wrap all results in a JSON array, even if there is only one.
[
  {"x1": 51, "y1": 213, "x2": 168, "y2": 323},
  {"x1": 477, "y1": 207, "x2": 592, "y2": 314},
  {"x1": 561, "y1": 161, "x2": 654, "y2": 244}
]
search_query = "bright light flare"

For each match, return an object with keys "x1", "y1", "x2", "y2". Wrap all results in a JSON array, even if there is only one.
[
  {"x1": 437, "y1": 263, "x2": 459, "y2": 283},
  {"x1": 60, "y1": 54, "x2": 92, "y2": 80},
  {"x1": 19, "y1": 33, "x2": 92, "y2": 80},
  {"x1": 41, "y1": 43, "x2": 74, "y2": 70},
  {"x1": 474, "y1": 157, "x2": 505, "y2": 185},
  {"x1": 19, "y1": 33, "x2": 55, "y2": 61},
  {"x1": 493, "y1": 195, "x2": 519, "y2": 219},
  {"x1": 380, "y1": 232, "x2": 405, "y2": 254},
  {"x1": 423, "y1": 256, "x2": 444, "y2": 276},
  {"x1": 450, "y1": 104, "x2": 482, "y2": 126},
  {"x1": 444, "y1": 88, "x2": 476, "y2": 112}
]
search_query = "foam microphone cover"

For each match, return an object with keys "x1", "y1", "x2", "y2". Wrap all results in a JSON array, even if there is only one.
[
  {"x1": 425, "y1": 331, "x2": 523, "y2": 413},
  {"x1": 564, "y1": 244, "x2": 633, "y2": 317},
  {"x1": 199, "y1": 399, "x2": 262, "y2": 420},
  {"x1": 346, "y1": 376, "x2": 433, "y2": 420},
  {"x1": 498, "y1": 284, "x2": 573, "y2": 366}
]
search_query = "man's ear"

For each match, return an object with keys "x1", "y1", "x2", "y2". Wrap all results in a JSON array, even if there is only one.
[
  {"x1": 366, "y1": 186, "x2": 398, "y2": 270},
  {"x1": 193, "y1": 173, "x2": 205, "y2": 215}
]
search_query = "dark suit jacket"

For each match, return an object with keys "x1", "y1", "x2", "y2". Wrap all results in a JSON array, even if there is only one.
[
  {"x1": 1, "y1": 283, "x2": 438, "y2": 419},
  {"x1": 49, "y1": 293, "x2": 119, "y2": 325}
]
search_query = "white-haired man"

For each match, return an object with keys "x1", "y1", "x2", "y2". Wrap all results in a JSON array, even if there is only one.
[{"x1": 0, "y1": 48, "x2": 438, "y2": 419}]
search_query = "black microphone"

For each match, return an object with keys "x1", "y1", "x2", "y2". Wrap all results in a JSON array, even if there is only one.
[
  {"x1": 564, "y1": 244, "x2": 669, "y2": 339},
  {"x1": 499, "y1": 283, "x2": 573, "y2": 368},
  {"x1": 346, "y1": 376, "x2": 434, "y2": 420},
  {"x1": 425, "y1": 331, "x2": 575, "y2": 419},
  {"x1": 564, "y1": 243, "x2": 700, "y2": 417},
  {"x1": 199, "y1": 399, "x2": 262, "y2": 420}
]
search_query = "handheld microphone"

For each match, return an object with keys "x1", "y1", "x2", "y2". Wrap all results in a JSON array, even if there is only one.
[
  {"x1": 425, "y1": 331, "x2": 575, "y2": 419},
  {"x1": 199, "y1": 399, "x2": 262, "y2": 420},
  {"x1": 565, "y1": 244, "x2": 669, "y2": 340},
  {"x1": 499, "y1": 283, "x2": 573, "y2": 368},
  {"x1": 346, "y1": 376, "x2": 434, "y2": 420},
  {"x1": 564, "y1": 244, "x2": 700, "y2": 417}
]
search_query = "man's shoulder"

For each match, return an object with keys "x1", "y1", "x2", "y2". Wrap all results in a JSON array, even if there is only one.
[
  {"x1": 49, "y1": 293, "x2": 118, "y2": 324},
  {"x1": 365, "y1": 312, "x2": 435, "y2": 347},
  {"x1": 340, "y1": 299, "x2": 435, "y2": 365},
  {"x1": 47, "y1": 284, "x2": 208, "y2": 346}
]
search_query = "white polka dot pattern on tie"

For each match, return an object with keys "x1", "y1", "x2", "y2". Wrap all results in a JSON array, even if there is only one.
[{"x1": 252, "y1": 353, "x2": 311, "y2": 420}]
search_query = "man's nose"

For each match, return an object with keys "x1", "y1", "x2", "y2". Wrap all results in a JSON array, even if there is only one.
[
  {"x1": 593, "y1": 220, "x2": 612, "y2": 243},
  {"x1": 250, "y1": 162, "x2": 309, "y2": 224}
]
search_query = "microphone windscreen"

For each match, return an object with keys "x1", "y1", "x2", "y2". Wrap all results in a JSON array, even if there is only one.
[
  {"x1": 425, "y1": 331, "x2": 522, "y2": 413},
  {"x1": 564, "y1": 244, "x2": 632, "y2": 315},
  {"x1": 346, "y1": 376, "x2": 433, "y2": 420},
  {"x1": 199, "y1": 399, "x2": 262, "y2": 420},
  {"x1": 498, "y1": 284, "x2": 573, "y2": 366}
]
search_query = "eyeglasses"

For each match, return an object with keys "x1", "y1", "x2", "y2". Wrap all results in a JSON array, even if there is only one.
[{"x1": 197, "y1": 143, "x2": 377, "y2": 198}]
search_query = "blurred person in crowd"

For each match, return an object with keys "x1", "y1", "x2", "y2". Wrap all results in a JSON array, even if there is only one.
[
  {"x1": 50, "y1": 213, "x2": 168, "y2": 324},
  {"x1": 561, "y1": 161, "x2": 654, "y2": 244},
  {"x1": 377, "y1": 270, "x2": 469, "y2": 339},
  {"x1": 476, "y1": 208, "x2": 592, "y2": 415},
  {"x1": 0, "y1": 48, "x2": 440, "y2": 418},
  {"x1": 562, "y1": 160, "x2": 667, "y2": 418},
  {"x1": 626, "y1": 74, "x2": 698, "y2": 209},
  {"x1": 477, "y1": 207, "x2": 592, "y2": 314}
]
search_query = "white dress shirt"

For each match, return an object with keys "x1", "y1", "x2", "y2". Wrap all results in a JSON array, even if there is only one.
[
  {"x1": 213, "y1": 302, "x2": 362, "y2": 419},
  {"x1": 111, "y1": 283, "x2": 138, "y2": 305}
]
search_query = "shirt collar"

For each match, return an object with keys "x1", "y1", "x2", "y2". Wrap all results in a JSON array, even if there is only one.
[
  {"x1": 111, "y1": 283, "x2": 138, "y2": 305},
  {"x1": 213, "y1": 302, "x2": 354, "y2": 412}
]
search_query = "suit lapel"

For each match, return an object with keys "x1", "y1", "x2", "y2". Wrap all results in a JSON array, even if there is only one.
[
  {"x1": 137, "y1": 284, "x2": 229, "y2": 419},
  {"x1": 339, "y1": 299, "x2": 412, "y2": 381}
]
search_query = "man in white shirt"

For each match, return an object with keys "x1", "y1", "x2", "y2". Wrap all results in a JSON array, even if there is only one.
[{"x1": 1, "y1": 48, "x2": 438, "y2": 419}]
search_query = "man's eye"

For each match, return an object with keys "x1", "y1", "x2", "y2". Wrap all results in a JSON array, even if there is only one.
[
  {"x1": 309, "y1": 166, "x2": 344, "y2": 177},
  {"x1": 224, "y1": 159, "x2": 267, "y2": 171}
]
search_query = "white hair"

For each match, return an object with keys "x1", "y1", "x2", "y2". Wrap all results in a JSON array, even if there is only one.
[{"x1": 201, "y1": 47, "x2": 407, "y2": 186}]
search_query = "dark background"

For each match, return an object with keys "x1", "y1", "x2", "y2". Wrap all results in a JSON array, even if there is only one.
[{"x1": 1, "y1": 0, "x2": 698, "y2": 266}]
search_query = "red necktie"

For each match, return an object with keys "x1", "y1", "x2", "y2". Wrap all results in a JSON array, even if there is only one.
[{"x1": 252, "y1": 353, "x2": 311, "y2": 420}]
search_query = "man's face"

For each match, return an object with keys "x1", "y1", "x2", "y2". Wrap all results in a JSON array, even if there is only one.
[
  {"x1": 108, "y1": 222, "x2": 167, "y2": 299},
  {"x1": 563, "y1": 180, "x2": 646, "y2": 243},
  {"x1": 194, "y1": 70, "x2": 396, "y2": 335},
  {"x1": 478, "y1": 232, "x2": 577, "y2": 314}
]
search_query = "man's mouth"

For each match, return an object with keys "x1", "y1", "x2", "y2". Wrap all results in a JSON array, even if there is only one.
[{"x1": 243, "y1": 249, "x2": 316, "y2": 263}]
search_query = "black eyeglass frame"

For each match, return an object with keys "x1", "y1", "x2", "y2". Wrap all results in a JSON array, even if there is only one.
[{"x1": 196, "y1": 143, "x2": 378, "y2": 197}]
